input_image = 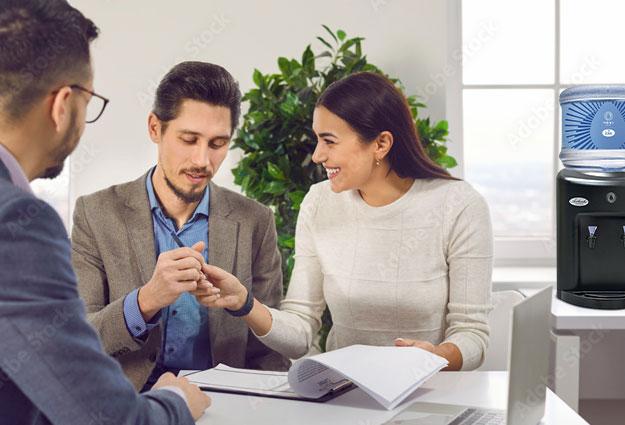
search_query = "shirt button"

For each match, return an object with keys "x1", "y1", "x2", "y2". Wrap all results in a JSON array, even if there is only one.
[
  {"x1": 134, "y1": 326, "x2": 142, "y2": 332},
  {"x1": 172, "y1": 310, "x2": 178, "y2": 316},
  {"x1": 167, "y1": 346, "x2": 175, "y2": 354}
]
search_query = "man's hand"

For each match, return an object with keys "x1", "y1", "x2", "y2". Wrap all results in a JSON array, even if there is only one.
[
  {"x1": 138, "y1": 241, "x2": 206, "y2": 320},
  {"x1": 152, "y1": 372, "x2": 211, "y2": 420},
  {"x1": 193, "y1": 263, "x2": 248, "y2": 311}
]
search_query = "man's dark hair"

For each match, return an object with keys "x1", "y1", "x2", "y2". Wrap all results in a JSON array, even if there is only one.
[
  {"x1": 153, "y1": 61, "x2": 242, "y2": 134},
  {"x1": 0, "y1": 0, "x2": 99, "y2": 121}
]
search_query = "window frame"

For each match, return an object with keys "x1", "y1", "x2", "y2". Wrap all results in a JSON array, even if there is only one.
[{"x1": 446, "y1": 0, "x2": 573, "y2": 266}]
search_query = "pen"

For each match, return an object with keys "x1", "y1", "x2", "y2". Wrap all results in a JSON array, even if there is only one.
[{"x1": 169, "y1": 231, "x2": 187, "y2": 250}]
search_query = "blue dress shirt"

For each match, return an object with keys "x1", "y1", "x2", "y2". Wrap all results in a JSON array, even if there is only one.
[{"x1": 122, "y1": 167, "x2": 212, "y2": 387}]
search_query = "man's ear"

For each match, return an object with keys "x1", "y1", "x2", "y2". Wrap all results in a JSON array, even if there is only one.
[
  {"x1": 148, "y1": 113, "x2": 162, "y2": 144},
  {"x1": 375, "y1": 131, "x2": 394, "y2": 161},
  {"x1": 50, "y1": 86, "x2": 74, "y2": 132}
]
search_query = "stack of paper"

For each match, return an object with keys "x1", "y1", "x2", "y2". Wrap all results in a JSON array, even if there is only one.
[
  {"x1": 186, "y1": 344, "x2": 448, "y2": 410},
  {"x1": 289, "y1": 345, "x2": 448, "y2": 409}
]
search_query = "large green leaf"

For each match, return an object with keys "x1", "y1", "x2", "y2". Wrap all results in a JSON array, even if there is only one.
[{"x1": 267, "y1": 162, "x2": 286, "y2": 180}]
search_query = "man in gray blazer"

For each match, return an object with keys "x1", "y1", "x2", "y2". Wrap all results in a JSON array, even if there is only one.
[
  {"x1": 0, "y1": 1, "x2": 209, "y2": 423},
  {"x1": 72, "y1": 61, "x2": 290, "y2": 391}
]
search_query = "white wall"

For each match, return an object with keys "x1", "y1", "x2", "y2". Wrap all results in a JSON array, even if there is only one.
[{"x1": 68, "y1": 0, "x2": 449, "y2": 208}]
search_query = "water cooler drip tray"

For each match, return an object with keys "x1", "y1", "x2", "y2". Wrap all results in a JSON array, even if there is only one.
[{"x1": 560, "y1": 290, "x2": 625, "y2": 309}]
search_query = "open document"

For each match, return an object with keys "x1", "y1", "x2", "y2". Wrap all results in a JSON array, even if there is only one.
[{"x1": 185, "y1": 344, "x2": 448, "y2": 410}]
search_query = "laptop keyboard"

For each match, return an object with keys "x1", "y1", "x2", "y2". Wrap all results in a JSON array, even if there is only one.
[{"x1": 449, "y1": 408, "x2": 505, "y2": 425}]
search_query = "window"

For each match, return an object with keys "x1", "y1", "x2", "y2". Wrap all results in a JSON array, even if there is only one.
[{"x1": 454, "y1": 0, "x2": 622, "y2": 264}]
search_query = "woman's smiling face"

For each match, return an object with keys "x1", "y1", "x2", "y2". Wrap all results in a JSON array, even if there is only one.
[{"x1": 311, "y1": 106, "x2": 378, "y2": 193}]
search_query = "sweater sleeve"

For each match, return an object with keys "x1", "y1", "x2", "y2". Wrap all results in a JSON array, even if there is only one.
[
  {"x1": 443, "y1": 183, "x2": 494, "y2": 371},
  {"x1": 254, "y1": 184, "x2": 327, "y2": 359}
]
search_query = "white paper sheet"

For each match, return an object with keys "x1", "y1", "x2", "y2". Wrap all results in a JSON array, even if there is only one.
[{"x1": 288, "y1": 345, "x2": 448, "y2": 409}]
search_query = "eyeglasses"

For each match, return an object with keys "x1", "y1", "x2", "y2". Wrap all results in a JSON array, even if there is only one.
[{"x1": 70, "y1": 84, "x2": 110, "y2": 124}]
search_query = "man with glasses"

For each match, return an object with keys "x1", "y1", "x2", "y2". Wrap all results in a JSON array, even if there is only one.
[{"x1": 0, "y1": 1, "x2": 209, "y2": 423}]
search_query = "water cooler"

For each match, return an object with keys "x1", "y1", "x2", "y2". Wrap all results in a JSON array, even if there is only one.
[{"x1": 557, "y1": 86, "x2": 625, "y2": 309}]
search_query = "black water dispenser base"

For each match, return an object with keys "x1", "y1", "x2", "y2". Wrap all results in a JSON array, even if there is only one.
[{"x1": 558, "y1": 290, "x2": 625, "y2": 309}]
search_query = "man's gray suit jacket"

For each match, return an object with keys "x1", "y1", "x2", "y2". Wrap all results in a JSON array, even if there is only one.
[
  {"x1": 0, "y1": 161, "x2": 194, "y2": 424},
  {"x1": 71, "y1": 172, "x2": 290, "y2": 389}
]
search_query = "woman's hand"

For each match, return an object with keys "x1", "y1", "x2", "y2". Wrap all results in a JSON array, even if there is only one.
[
  {"x1": 192, "y1": 263, "x2": 248, "y2": 310},
  {"x1": 394, "y1": 338, "x2": 436, "y2": 352},
  {"x1": 394, "y1": 338, "x2": 463, "y2": 371},
  {"x1": 195, "y1": 264, "x2": 274, "y2": 337}
]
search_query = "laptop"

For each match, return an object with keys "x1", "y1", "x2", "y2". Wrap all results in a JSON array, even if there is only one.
[{"x1": 385, "y1": 286, "x2": 552, "y2": 425}]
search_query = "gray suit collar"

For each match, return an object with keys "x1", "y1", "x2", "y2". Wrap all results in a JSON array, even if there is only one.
[
  {"x1": 122, "y1": 172, "x2": 157, "y2": 286},
  {"x1": 121, "y1": 171, "x2": 239, "y2": 359}
]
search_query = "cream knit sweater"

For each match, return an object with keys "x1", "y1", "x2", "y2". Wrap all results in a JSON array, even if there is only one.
[{"x1": 257, "y1": 178, "x2": 493, "y2": 371}]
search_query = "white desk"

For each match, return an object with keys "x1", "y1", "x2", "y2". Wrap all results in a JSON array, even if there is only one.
[
  {"x1": 551, "y1": 294, "x2": 625, "y2": 330},
  {"x1": 196, "y1": 371, "x2": 588, "y2": 425}
]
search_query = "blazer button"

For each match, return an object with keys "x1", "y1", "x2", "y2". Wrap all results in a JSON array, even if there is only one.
[{"x1": 149, "y1": 352, "x2": 158, "y2": 363}]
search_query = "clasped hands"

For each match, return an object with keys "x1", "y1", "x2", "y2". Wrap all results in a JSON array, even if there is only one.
[{"x1": 137, "y1": 241, "x2": 249, "y2": 320}]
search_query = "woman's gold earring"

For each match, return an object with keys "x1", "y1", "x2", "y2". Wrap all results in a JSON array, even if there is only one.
[{"x1": 375, "y1": 159, "x2": 380, "y2": 166}]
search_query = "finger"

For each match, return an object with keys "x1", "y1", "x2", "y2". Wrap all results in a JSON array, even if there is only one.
[
  {"x1": 201, "y1": 263, "x2": 234, "y2": 281},
  {"x1": 199, "y1": 392, "x2": 212, "y2": 408},
  {"x1": 196, "y1": 279, "x2": 214, "y2": 289},
  {"x1": 394, "y1": 338, "x2": 415, "y2": 347},
  {"x1": 191, "y1": 285, "x2": 213, "y2": 295},
  {"x1": 192, "y1": 241, "x2": 205, "y2": 254},
  {"x1": 180, "y1": 280, "x2": 198, "y2": 292},
  {"x1": 191, "y1": 286, "x2": 220, "y2": 297},
  {"x1": 169, "y1": 247, "x2": 205, "y2": 264},
  {"x1": 174, "y1": 257, "x2": 202, "y2": 271},
  {"x1": 177, "y1": 268, "x2": 202, "y2": 282},
  {"x1": 198, "y1": 294, "x2": 221, "y2": 305}
]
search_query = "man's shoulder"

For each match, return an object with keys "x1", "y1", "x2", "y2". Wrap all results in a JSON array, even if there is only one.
[{"x1": 0, "y1": 178, "x2": 32, "y2": 209}]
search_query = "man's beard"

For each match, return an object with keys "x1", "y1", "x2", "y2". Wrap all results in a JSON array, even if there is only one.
[
  {"x1": 163, "y1": 169, "x2": 210, "y2": 203},
  {"x1": 41, "y1": 112, "x2": 80, "y2": 179}
]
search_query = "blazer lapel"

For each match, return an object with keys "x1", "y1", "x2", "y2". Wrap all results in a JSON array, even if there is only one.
[
  {"x1": 122, "y1": 172, "x2": 157, "y2": 287},
  {"x1": 207, "y1": 182, "x2": 238, "y2": 357}
]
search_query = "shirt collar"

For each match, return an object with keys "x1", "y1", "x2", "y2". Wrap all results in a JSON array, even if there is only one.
[
  {"x1": 145, "y1": 166, "x2": 210, "y2": 221},
  {"x1": 0, "y1": 144, "x2": 33, "y2": 194}
]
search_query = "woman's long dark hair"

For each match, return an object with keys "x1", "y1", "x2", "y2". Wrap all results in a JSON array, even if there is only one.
[{"x1": 316, "y1": 72, "x2": 457, "y2": 181}]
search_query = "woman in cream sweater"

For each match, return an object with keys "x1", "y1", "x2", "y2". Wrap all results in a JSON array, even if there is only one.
[{"x1": 196, "y1": 72, "x2": 493, "y2": 371}]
